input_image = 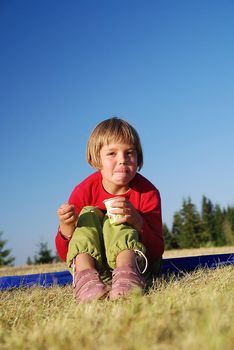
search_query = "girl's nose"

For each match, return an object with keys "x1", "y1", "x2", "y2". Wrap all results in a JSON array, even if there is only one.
[{"x1": 118, "y1": 153, "x2": 126, "y2": 164}]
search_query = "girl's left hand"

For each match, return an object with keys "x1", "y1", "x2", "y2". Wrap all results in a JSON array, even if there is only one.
[{"x1": 109, "y1": 197, "x2": 143, "y2": 232}]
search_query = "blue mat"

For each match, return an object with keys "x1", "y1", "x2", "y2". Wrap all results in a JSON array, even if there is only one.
[{"x1": 0, "y1": 253, "x2": 233, "y2": 290}]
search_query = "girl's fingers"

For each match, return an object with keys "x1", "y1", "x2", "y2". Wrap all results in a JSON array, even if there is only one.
[
  {"x1": 111, "y1": 197, "x2": 126, "y2": 204},
  {"x1": 58, "y1": 206, "x2": 75, "y2": 216},
  {"x1": 110, "y1": 207, "x2": 130, "y2": 215},
  {"x1": 62, "y1": 212, "x2": 73, "y2": 219},
  {"x1": 61, "y1": 214, "x2": 77, "y2": 224},
  {"x1": 64, "y1": 215, "x2": 76, "y2": 223}
]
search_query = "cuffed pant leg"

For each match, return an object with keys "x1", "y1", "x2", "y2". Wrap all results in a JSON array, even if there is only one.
[
  {"x1": 103, "y1": 216, "x2": 146, "y2": 270},
  {"x1": 66, "y1": 206, "x2": 106, "y2": 274}
]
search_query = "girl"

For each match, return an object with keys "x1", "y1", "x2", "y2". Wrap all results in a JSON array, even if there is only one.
[{"x1": 56, "y1": 117, "x2": 164, "y2": 302}]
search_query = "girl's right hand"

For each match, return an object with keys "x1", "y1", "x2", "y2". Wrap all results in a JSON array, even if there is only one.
[{"x1": 57, "y1": 203, "x2": 78, "y2": 239}]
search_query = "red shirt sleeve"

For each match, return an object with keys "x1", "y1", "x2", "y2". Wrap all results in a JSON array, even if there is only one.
[
  {"x1": 55, "y1": 228, "x2": 70, "y2": 261},
  {"x1": 139, "y1": 189, "x2": 164, "y2": 264},
  {"x1": 55, "y1": 186, "x2": 85, "y2": 262}
]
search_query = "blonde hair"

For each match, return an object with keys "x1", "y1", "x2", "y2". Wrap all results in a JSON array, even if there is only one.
[{"x1": 87, "y1": 117, "x2": 143, "y2": 170}]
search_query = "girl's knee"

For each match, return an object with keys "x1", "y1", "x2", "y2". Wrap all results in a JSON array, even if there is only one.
[
  {"x1": 80, "y1": 206, "x2": 98, "y2": 214},
  {"x1": 79, "y1": 206, "x2": 104, "y2": 219},
  {"x1": 77, "y1": 207, "x2": 104, "y2": 228}
]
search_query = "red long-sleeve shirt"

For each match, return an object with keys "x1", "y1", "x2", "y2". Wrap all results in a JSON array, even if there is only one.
[{"x1": 55, "y1": 171, "x2": 164, "y2": 266}]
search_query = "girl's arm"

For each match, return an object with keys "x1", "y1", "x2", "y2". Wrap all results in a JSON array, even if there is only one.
[
  {"x1": 55, "y1": 186, "x2": 83, "y2": 261},
  {"x1": 139, "y1": 190, "x2": 164, "y2": 264},
  {"x1": 55, "y1": 228, "x2": 70, "y2": 261}
]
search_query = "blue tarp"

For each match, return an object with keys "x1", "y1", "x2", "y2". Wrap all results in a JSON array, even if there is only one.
[
  {"x1": 0, "y1": 253, "x2": 233, "y2": 290},
  {"x1": 160, "y1": 253, "x2": 234, "y2": 274}
]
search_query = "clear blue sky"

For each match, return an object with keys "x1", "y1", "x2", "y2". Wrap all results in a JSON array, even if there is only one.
[{"x1": 1, "y1": 0, "x2": 234, "y2": 265}]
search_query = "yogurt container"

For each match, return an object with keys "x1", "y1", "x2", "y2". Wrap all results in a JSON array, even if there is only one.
[{"x1": 103, "y1": 198, "x2": 124, "y2": 224}]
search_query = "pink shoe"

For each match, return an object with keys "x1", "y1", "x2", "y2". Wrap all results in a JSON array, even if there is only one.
[
  {"x1": 109, "y1": 265, "x2": 146, "y2": 300},
  {"x1": 73, "y1": 268, "x2": 109, "y2": 303}
]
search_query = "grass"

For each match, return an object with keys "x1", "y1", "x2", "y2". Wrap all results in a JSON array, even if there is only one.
[{"x1": 0, "y1": 246, "x2": 233, "y2": 350}]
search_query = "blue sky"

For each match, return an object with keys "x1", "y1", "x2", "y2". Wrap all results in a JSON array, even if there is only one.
[{"x1": 0, "y1": 0, "x2": 234, "y2": 265}]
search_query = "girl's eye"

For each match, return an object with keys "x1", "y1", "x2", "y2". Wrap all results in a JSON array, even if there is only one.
[{"x1": 107, "y1": 152, "x2": 115, "y2": 156}]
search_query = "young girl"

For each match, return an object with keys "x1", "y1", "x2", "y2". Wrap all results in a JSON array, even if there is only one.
[{"x1": 56, "y1": 117, "x2": 164, "y2": 302}]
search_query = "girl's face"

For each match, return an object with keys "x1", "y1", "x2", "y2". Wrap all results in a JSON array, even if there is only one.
[{"x1": 100, "y1": 142, "x2": 138, "y2": 194}]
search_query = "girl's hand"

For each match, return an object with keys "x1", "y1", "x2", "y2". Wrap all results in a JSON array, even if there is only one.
[
  {"x1": 57, "y1": 203, "x2": 78, "y2": 239},
  {"x1": 109, "y1": 197, "x2": 143, "y2": 232}
]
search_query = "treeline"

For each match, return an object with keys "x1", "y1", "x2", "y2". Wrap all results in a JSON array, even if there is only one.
[
  {"x1": 26, "y1": 242, "x2": 59, "y2": 265},
  {"x1": 164, "y1": 196, "x2": 234, "y2": 250},
  {"x1": 0, "y1": 233, "x2": 58, "y2": 266}
]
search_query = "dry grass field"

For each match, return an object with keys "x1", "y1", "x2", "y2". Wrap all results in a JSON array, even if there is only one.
[{"x1": 0, "y1": 246, "x2": 233, "y2": 350}]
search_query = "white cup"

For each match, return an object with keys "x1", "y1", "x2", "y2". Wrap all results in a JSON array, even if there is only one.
[{"x1": 103, "y1": 198, "x2": 124, "y2": 225}]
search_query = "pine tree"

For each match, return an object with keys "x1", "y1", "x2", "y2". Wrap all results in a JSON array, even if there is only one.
[
  {"x1": 201, "y1": 196, "x2": 215, "y2": 245},
  {"x1": 164, "y1": 217, "x2": 180, "y2": 249},
  {"x1": 225, "y1": 206, "x2": 234, "y2": 233},
  {"x1": 32, "y1": 242, "x2": 55, "y2": 264},
  {"x1": 213, "y1": 204, "x2": 225, "y2": 245},
  {"x1": 163, "y1": 223, "x2": 173, "y2": 249},
  {"x1": 177, "y1": 198, "x2": 203, "y2": 248},
  {"x1": 0, "y1": 231, "x2": 15, "y2": 266},
  {"x1": 222, "y1": 218, "x2": 234, "y2": 245},
  {"x1": 221, "y1": 206, "x2": 234, "y2": 245},
  {"x1": 171, "y1": 212, "x2": 183, "y2": 246},
  {"x1": 26, "y1": 256, "x2": 33, "y2": 265}
]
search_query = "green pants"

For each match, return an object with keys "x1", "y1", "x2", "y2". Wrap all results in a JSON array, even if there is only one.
[{"x1": 67, "y1": 206, "x2": 145, "y2": 280}]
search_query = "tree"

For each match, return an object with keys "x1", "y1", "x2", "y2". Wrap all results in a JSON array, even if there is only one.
[
  {"x1": 221, "y1": 206, "x2": 234, "y2": 245},
  {"x1": 35, "y1": 242, "x2": 55, "y2": 264},
  {"x1": 222, "y1": 218, "x2": 234, "y2": 245},
  {"x1": 164, "y1": 222, "x2": 179, "y2": 250},
  {"x1": 26, "y1": 256, "x2": 33, "y2": 265},
  {"x1": 201, "y1": 196, "x2": 216, "y2": 245},
  {"x1": 27, "y1": 242, "x2": 56, "y2": 265},
  {"x1": 171, "y1": 212, "x2": 183, "y2": 248},
  {"x1": 213, "y1": 204, "x2": 225, "y2": 246},
  {"x1": 177, "y1": 198, "x2": 203, "y2": 248},
  {"x1": 0, "y1": 231, "x2": 15, "y2": 266},
  {"x1": 225, "y1": 206, "x2": 234, "y2": 233}
]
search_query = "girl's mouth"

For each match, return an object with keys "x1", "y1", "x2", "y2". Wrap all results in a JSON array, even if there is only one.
[{"x1": 114, "y1": 167, "x2": 128, "y2": 174}]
